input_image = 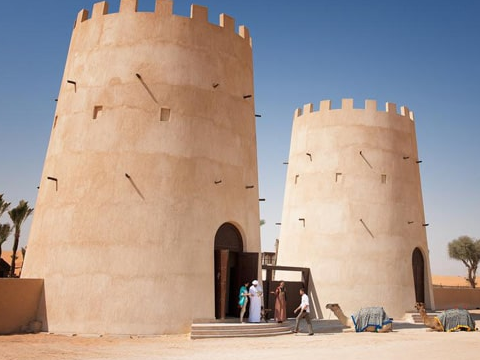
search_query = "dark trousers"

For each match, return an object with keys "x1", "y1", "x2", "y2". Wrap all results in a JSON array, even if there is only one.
[{"x1": 295, "y1": 311, "x2": 314, "y2": 334}]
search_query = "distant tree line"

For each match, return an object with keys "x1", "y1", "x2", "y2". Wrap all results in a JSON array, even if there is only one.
[
  {"x1": 448, "y1": 235, "x2": 480, "y2": 288},
  {"x1": 0, "y1": 193, "x2": 33, "y2": 278}
]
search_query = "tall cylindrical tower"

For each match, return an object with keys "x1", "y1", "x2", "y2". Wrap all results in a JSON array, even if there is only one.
[
  {"x1": 22, "y1": 0, "x2": 260, "y2": 335},
  {"x1": 276, "y1": 99, "x2": 434, "y2": 318}
]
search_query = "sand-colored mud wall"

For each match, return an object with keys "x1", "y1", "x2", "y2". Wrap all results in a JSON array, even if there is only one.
[
  {"x1": 22, "y1": 0, "x2": 260, "y2": 335},
  {"x1": 433, "y1": 287, "x2": 480, "y2": 310},
  {"x1": 0, "y1": 279, "x2": 44, "y2": 334},
  {"x1": 276, "y1": 99, "x2": 434, "y2": 318}
]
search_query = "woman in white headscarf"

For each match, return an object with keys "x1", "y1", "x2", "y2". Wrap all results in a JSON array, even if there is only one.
[{"x1": 248, "y1": 280, "x2": 262, "y2": 322}]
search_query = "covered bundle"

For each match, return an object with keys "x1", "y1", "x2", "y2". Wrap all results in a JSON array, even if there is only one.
[
  {"x1": 351, "y1": 307, "x2": 393, "y2": 332},
  {"x1": 435, "y1": 309, "x2": 476, "y2": 332}
]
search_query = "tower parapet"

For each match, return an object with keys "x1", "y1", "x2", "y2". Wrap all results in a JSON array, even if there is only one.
[
  {"x1": 294, "y1": 99, "x2": 414, "y2": 121},
  {"x1": 74, "y1": 0, "x2": 252, "y2": 46}
]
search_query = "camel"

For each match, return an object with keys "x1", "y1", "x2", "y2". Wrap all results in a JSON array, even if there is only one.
[
  {"x1": 414, "y1": 302, "x2": 442, "y2": 331},
  {"x1": 326, "y1": 303, "x2": 393, "y2": 332},
  {"x1": 414, "y1": 302, "x2": 476, "y2": 332}
]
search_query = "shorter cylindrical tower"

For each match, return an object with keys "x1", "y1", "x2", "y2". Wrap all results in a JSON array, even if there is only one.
[{"x1": 276, "y1": 99, "x2": 434, "y2": 318}]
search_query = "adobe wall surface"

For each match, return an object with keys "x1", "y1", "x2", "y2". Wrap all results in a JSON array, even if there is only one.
[
  {"x1": 433, "y1": 287, "x2": 480, "y2": 310},
  {"x1": 0, "y1": 279, "x2": 45, "y2": 334},
  {"x1": 22, "y1": 0, "x2": 260, "y2": 335},
  {"x1": 276, "y1": 99, "x2": 434, "y2": 318}
]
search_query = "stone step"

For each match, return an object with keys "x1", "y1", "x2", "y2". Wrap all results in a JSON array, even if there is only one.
[
  {"x1": 192, "y1": 326, "x2": 290, "y2": 335},
  {"x1": 191, "y1": 330, "x2": 293, "y2": 340},
  {"x1": 191, "y1": 322, "x2": 293, "y2": 339},
  {"x1": 191, "y1": 323, "x2": 288, "y2": 331},
  {"x1": 410, "y1": 314, "x2": 423, "y2": 323},
  {"x1": 405, "y1": 312, "x2": 439, "y2": 324}
]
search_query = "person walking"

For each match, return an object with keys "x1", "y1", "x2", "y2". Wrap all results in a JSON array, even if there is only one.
[{"x1": 293, "y1": 288, "x2": 314, "y2": 335}]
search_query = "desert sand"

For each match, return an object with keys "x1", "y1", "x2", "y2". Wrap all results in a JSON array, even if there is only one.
[{"x1": 1, "y1": 316, "x2": 479, "y2": 360}]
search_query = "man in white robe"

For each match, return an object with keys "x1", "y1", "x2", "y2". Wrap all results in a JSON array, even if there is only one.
[{"x1": 248, "y1": 280, "x2": 262, "y2": 322}]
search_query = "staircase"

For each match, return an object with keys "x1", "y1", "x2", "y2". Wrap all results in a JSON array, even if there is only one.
[
  {"x1": 190, "y1": 321, "x2": 293, "y2": 339},
  {"x1": 405, "y1": 311, "x2": 439, "y2": 324},
  {"x1": 410, "y1": 313, "x2": 424, "y2": 324}
]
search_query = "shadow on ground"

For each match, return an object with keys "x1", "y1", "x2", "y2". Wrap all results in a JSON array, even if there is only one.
[{"x1": 282, "y1": 318, "x2": 428, "y2": 334}]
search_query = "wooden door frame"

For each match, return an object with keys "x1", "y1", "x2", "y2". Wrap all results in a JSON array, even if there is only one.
[{"x1": 214, "y1": 249, "x2": 229, "y2": 319}]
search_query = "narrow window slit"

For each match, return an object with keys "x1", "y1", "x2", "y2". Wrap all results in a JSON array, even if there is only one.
[
  {"x1": 93, "y1": 105, "x2": 103, "y2": 120},
  {"x1": 160, "y1": 107, "x2": 171, "y2": 122},
  {"x1": 335, "y1": 173, "x2": 342, "y2": 183}
]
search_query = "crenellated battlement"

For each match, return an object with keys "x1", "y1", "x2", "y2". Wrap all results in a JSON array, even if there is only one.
[
  {"x1": 294, "y1": 99, "x2": 415, "y2": 121},
  {"x1": 73, "y1": 0, "x2": 252, "y2": 46}
]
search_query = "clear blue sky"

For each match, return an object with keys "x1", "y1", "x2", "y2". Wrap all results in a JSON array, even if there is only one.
[{"x1": 1, "y1": 1, "x2": 479, "y2": 276}]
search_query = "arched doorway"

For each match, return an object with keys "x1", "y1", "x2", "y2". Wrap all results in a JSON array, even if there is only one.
[
  {"x1": 214, "y1": 223, "x2": 258, "y2": 319},
  {"x1": 412, "y1": 248, "x2": 425, "y2": 303}
]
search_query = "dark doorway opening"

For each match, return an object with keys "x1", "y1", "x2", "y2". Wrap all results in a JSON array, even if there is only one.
[
  {"x1": 214, "y1": 223, "x2": 258, "y2": 320},
  {"x1": 412, "y1": 248, "x2": 425, "y2": 303},
  {"x1": 262, "y1": 265, "x2": 310, "y2": 320}
]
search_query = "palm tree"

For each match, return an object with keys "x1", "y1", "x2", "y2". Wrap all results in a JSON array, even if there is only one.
[
  {"x1": 0, "y1": 194, "x2": 11, "y2": 218},
  {"x1": 19, "y1": 246, "x2": 27, "y2": 277},
  {"x1": 0, "y1": 194, "x2": 12, "y2": 266},
  {"x1": 8, "y1": 200, "x2": 33, "y2": 277},
  {"x1": 0, "y1": 223, "x2": 12, "y2": 259}
]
